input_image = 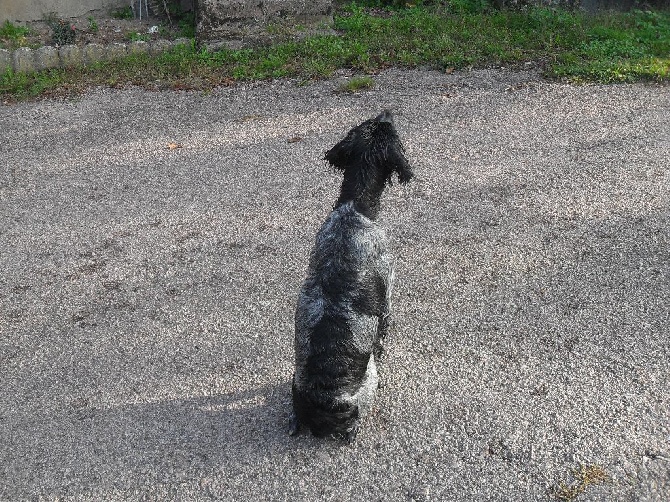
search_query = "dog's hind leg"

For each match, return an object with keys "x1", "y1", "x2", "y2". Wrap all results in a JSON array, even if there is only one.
[
  {"x1": 374, "y1": 314, "x2": 390, "y2": 363},
  {"x1": 374, "y1": 265, "x2": 394, "y2": 363},
  {"x1": 288, "y1": 412, "x2": 301, "y2": 436},
  {"x1": 346, "y1": 422, "x2": 360, "y2": 444}
]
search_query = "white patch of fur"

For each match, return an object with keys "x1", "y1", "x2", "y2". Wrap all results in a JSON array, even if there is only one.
[
  {"x1": 353, "y1": 354, "x2": 378, "y2": 419},
  {"x1": 335, "y1": 353, "x2": 377, "y2": 414}
]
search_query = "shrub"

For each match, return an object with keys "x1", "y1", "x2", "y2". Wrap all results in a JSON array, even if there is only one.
[{"x1": 45, "y1": 14, "x2": 77, "y2": 46}]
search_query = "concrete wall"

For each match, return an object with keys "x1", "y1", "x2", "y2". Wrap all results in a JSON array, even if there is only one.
[{"x1": 1, "y1": 0, "x2": 128, "y2": 22}]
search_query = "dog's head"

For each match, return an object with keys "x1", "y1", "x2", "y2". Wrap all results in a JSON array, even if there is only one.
[{"x1": 324, "y1": 110, "x2": 414, "y2": 186}]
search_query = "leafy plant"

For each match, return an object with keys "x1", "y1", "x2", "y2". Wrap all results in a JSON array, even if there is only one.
[
  {"x1": 352, "y1": 0, "x2": 445, "y2": 7},
  {"x1": 45, "y1": 13, "x2": 76, "y2": 45},
  {"x1": 111, "y1": 6, "x2": 134, "y2": 20},
  {"x1": 177, "y1": 12, "x2": 196, "y2": 38},
  {"x1": 88, "y1": 17, "x2": 99, "y2": 33},
  {"x1": 0, "y1": 20, "x2": 31, "y2": 49},
  {"x1": 148, "y1": 0, "x2": 196, "y2": 34},
  {"x1": 448, "y1": 0, "x2": 492, "y2": 14},
  {"x1": 126, "y1": 32, "x2": 150, "y2": 42}
]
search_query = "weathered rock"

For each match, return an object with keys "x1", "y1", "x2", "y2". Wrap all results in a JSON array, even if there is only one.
[
  {"x1": 151, "y1": 39, "x2": 173, "y2": 56},
  {"x1": 34, "y1": 46, "x2": 60, "y2": 70},
  {"x1": 59, "y1": 45, "x2": 83, "y2": 67},
  {"x1": 128, "y1": 41, "x2": 150, "y2": 55},
  {"x1": 196, "y1": 0, "x2": 334, "y2": 50},
  {"x1": 173, "y1": 38, "x2": 193, "y2": 48},
  {"x1": 107, "y1": 43, "x2": 128, "y2": 60},
  {"x1": 12, "y1": 47, "x2": 34, "y2": 73},
  {"x1": 0, "y1": 49, "x2": 11, "y2": 73},
  {"x1": 83, "y1": 43, "x2": 107, "y2": 64}
]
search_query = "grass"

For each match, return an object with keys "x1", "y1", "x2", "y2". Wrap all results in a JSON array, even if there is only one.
[
  {"x1": 0, "y1": 20, "x2": 32, "y2": 50},
  {"x1": 550, "y1": 9, "x2": 670, "y2": 82},
  {"x1": 339, "y1": 75, "x2": 376, "y2": 92},
  {"x1": 88, "y1": 17, "x2": 99, "y2": 34},
  {"x1": 126, "y1": 32, "x2": 151, "y2": 42},
  {"x1": 1, "y1": 2, "x2": 669, "y2": 100}
]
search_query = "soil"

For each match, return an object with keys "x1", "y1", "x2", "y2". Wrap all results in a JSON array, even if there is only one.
[{"x1": 4, "y1": 12, "x2": 188, "y2": 50}]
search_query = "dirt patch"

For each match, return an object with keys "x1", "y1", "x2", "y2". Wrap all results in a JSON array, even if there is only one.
[{"x1": 3, "y1": 12, "x2": 190, "y2": 50}]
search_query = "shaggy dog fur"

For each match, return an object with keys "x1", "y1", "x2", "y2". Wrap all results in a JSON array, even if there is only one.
[{"x1": 289, "y1": 110, "x2": 413, "y2": 442}]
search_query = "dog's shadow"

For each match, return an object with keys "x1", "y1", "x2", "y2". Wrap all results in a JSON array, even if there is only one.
[{"x1": 12, "y1": 380, "x2": 332, "y2": 498}]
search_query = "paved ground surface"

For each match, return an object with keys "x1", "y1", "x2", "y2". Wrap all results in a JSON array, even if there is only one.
[{"x1": 1, "y1": 69, "x2": 668, "y2": 501}]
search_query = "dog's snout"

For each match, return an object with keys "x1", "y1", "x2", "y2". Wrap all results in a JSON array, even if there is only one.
[{"x1": 375, "y1": 110, "x2": 394, "y2": 124}]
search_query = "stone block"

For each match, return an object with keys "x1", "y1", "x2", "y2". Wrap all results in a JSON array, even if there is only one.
[
  {"x1": 196, "y1": 0, "x2": 334, "y2": 49},
  {"x1": 128, "y1": 41, "x2": 150, "y2": 55},
  {"x1": 34, "y1": 46, "x2": 60, "y2": 70},
  {"x1": 0, "y1": 49, "x2": 10, "y2": 73},
  {"x1": 173, "y1": 38, "x2": 192, "y2": 48},
  {"x1": 12, "y1": 47, "x2": 35, "y2": 73},
  {"x1": 59, "y1": 45, "x2": 83, "y2": 67},
  {"x1": 150, "y1": 39, "x2": 173, "y2": 56},
  {"x1": 107, "y1": 43, "x2": 128, "y2": 61},
  {"x1": 83, "y1": 43, "x2": 107, "y2": 64}
]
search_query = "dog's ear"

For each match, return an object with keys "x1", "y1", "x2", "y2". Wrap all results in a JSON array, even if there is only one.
[
  {"x1": 375, "y1": 111, "x2": 413, "y2": 185},
  {"x1": 383, "y1": 136, "x2": 414, "y2": 185},
  {"x1": 324, "y1": 130, "x2": 357, "y2": 171}
]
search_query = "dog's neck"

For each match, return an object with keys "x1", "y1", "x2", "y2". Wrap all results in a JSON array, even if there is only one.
[{"x1": 335, "y1": 168, "x2": 387, "y2": 220}]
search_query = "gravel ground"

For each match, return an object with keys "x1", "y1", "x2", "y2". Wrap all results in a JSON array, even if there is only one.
[{"x1": 1, "y1": 69, "x2": 669, "y2": 501}]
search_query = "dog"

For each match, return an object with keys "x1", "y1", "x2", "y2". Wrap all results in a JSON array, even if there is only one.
[{"x1": 289, "y1": 110, "x2": 413, "y2": 442}]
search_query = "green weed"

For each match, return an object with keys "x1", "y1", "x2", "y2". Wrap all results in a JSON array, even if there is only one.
[
  {"x1": 0, "y1": 20, "x2": 32, "y2": 49},
  {"x1": 177, "y1": 13, "x2": 196, "y2": 38},
  {"x1": 88, "y1": 17, "x2": 99, "y2": 33},
  {"x1": 111, "y1": 6, "x2": 134, "y2": 20},
  {"x1": 339, "y1": 75, "x2": 375, "y2": 92},
  {"x1": 550, "y1": 9, "x2": 670, "y2": 82},
  {"x1": 126, "y1": 32, "x2": 150, "y2": 42},
  {"x1": 45, "y1": 13, "x2": 77, "y2": 45},
  {"x1": 0, "y1": 67, "x2": 67, "y2": 99}
]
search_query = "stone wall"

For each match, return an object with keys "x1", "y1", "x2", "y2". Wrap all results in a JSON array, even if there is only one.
[
  {"x1": 0, "y1": 39, "x2": 192, "y2": 74},
  {"x1": 1, "y1": 0, "x2": 128, "y2": 22},
  {"x1": 196, "y1": 0, "x2": 334, "y2": 49}
]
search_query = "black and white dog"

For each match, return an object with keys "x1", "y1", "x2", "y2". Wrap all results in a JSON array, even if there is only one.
[{"x1": 290, "y1": 110, "x2": 413, "y2": 442}]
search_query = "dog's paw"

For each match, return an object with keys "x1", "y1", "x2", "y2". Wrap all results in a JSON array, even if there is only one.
[
  {"x1": 384, "y1": 313, "x2": 395, "y2": 333},
  {"x1": 346, "y1": 423, "x2": 360, "y2": 444},
  {"x1": 288, "y1": 413, "x2": 301, "y2": 436},
  {"x1": 378, "y1": 313, "x2": 393, "y2": 340},
  {"x1": 373, "y1": 342, "x2": 386, "y2": 364}
]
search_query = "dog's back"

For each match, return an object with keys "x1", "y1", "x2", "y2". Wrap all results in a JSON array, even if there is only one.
[
  {"x1": 293, "y1": 202, "x2": 389, "y2": 438},
  {"x1": 290, "y1": 111, "x2": 413, "y2": 442}
]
